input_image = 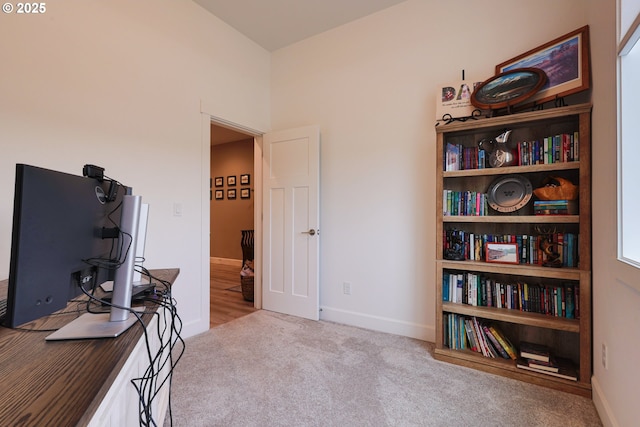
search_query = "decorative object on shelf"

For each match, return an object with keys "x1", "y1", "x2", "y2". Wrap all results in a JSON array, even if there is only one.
[
  {"x1": 535, "y1": 226, "x2": 564, "y2": 267},
  {"x1": 496, "y1": 25, "x2": 590, "y2": 106},
  {"x1": 487, "y1": 174, "x2": 533, "y2": 213},
  {"x1": 436, "y1": 79, "x2": 484, "y2": 123},
  {"x1": 470, "y1": 68, "x2": 547, "y2": 111},
  {"x1": 533, "y1": 176, "x2": 578, "y2": 201},
  {"x1": 477, "y1": 129, "x2": 516, "y2": 168},
  {"x1": 444, "y1": 233, "x2": 465, "y2": 261}
]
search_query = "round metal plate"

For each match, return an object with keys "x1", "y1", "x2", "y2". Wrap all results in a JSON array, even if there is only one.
[{"x1": 487, "y1": 175, "x2": 533, "y2": 213}]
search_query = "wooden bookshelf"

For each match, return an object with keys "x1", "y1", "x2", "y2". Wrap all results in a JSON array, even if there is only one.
[{"x1": 434, "y1": 103, "x2": 592, "y2": 397}]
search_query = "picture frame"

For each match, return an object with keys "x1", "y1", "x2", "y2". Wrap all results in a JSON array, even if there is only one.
[
  {"x1": 240, "y1": 188, "x2": 250, "y2": 199},
  {"x1": 214, "y1": 177, "x2": 224, "y2": 187},
  {"x1": 471, "y1": 68, "x2": 547, "y2": 110},
  {"x1": 496, "y1": 25, "x2": 590, "y2": 105},
  {"x1": 240, "y1": 174, "x2": 250, "y2": 185},
  {"x1": 214, "y1": 189, "x2": 224, "y2": 200},
  {"x1": 227, "y1": 189, "x2": 236, "y2": 199},
  {"x1": 227, "y1": 176, "x2": 236, "y2": 186},
  {"x1": 485, "y1": 243, "x2": 519, "y2": 264}
]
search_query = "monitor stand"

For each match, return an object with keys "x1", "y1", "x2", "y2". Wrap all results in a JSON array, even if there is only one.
[
  {"x1": 45, "y1": 308, "x2": 145, "y2": 340},
  {"x1": 46, "y1": 193, "x2": 143, "y2": 341}
]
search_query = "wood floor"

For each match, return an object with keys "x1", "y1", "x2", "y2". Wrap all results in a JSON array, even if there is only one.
[{"x1": 210, "y1": 262, "x2": 257, "y2": 328}]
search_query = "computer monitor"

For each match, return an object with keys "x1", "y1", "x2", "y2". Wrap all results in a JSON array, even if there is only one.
[{"x1": 4, "y1": 164, "x2": 143, "y2": 339}]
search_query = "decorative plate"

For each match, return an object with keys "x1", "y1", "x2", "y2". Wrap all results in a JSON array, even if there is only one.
[
  {"x1": 471, "y1": 68, "x2": 547, "y2": 110},
  {"x1": 487, "y1": 175, "x2": 533, "y2": 213}
]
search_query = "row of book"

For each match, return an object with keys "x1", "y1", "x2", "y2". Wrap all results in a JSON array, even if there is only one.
[
  {"x1": 443, "y1": 132, "x2": 579, "y2": 171},
  {"x1": 444, "y1": 314, "x2": 517, "y2": 359},
  {"x1": 516, "y1": 341, "x2": 578, "y2": 381},
  {"x1": 443, "y1": 190, "x2": 489, "y2": 216},
  {"x1": 442, "y1": 271, "x2": 580, "y2": 319},
  {"x1": 516, "y1": 133, "x2": 580, "y2": 166},
  {"x1": 444, "y1": 314, "x2": 579, "y2": 381},
  {"x1": 443, "y1": 229, "x2": 580, "y2": 268},
  {"x1": 444, "y1": 145, "x2": 486, "y2": 171}
]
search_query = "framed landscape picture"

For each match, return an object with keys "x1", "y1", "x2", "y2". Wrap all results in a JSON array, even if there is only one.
[
  {"x1": 471, "y1": 68, "x2": 547, "y2": 110},
  {"x1": 496, "y1": 25, "x2": 590, "y2": 105},
  {"x1": 485, "y1": 243, "x2": 519, "y2": 264}
]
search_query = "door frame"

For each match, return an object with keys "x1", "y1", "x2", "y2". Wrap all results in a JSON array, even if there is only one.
[{"x1": 202, "y1": 112, "x2": 265, "y2": 317}]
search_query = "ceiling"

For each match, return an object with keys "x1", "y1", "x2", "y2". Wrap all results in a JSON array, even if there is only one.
[{"x1": 192, "y1": 0, "x2": 408, "y2": 51}]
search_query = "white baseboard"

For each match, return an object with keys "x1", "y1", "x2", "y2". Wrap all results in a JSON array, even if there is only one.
[
  {"x1": 210, "y1": 257, "x2": 242, "y2": 267},
  {"x1": 320, "y1": 306, "x2": 434, "y2": 342},
  {"x1": 592, "y1": 375, "x2": 618, "y2": 427}
]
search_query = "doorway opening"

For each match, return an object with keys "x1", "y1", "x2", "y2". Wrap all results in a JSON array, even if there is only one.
[{"x1": 209, "y1": 123, "x2": 257, "y2": 327}]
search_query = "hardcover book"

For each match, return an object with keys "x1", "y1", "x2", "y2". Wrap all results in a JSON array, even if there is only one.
[
  {"x1": 519, "y1": 341, "x2": 551, "y2": 362},
  {"x1": 516, "y1": 357, "x2": 578, "y2": 381}
]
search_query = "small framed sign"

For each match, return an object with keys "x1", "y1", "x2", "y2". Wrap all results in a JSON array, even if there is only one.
[
  {"x1": 485, "y1": 243, "x2": 519, "y2": 264},
  {"x1": 227, "y1": 189, "x2": 236, "y2": 199},
  {"x1": 214, "y1": 189, "x2": 224, "y2": 200},
  {"x1": 240, "y1": 174, "x2": 250, "y2": 185},
  {"x1": 436, "y1": 80, "x2": 483, "y2": 121}
]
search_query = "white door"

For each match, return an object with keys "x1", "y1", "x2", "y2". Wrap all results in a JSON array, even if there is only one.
[{"x1": 262, "y1": 125, "x2": 320, "y2": 320}]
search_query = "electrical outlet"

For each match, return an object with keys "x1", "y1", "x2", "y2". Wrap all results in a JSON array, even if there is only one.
[
  {"x1": 342, "y1": 281, "x2": 351, "y2": 295},
  {"x1": 602, "y1": 343, "x2": 608, "y2": 369}
]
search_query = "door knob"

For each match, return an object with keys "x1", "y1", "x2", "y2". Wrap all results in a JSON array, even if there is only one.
[{"x1": 302, "y1": 229, "x2": 317, "y2": 236}]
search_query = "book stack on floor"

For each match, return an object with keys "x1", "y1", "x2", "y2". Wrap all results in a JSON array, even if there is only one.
[
  {"x1": 444, "y1": 314, "x2": 517, "y2": 360},
  {"x1": 515, "y1": 341, "x2": 578, "y2": 381}
]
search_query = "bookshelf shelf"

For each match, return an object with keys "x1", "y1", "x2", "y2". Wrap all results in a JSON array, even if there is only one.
[
  {"x1": 443, "y1": 215, "x2": 579, "y2": 224},
  {"x1": 438, "y1": 260, "x2": 585, "y2": 280},
  {"x1": 434, "y1": 103, "x2": 592, "y2": 396},
  {"x1": 442, "y1": 302, "x2": 580, "y2": 332},
  {"x1": 433, "y1": 347, "x2": 592, "y2": 397},
  {"x1": 443, "y1": 161, "x2": 580, "y2": 178}
]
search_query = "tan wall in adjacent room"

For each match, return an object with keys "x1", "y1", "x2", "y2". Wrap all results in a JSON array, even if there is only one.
[{"x1": 210, "y1": 139, "x2": 254, "y2": 260}]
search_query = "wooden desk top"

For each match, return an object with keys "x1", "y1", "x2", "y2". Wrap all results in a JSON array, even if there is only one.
[{"x1": 0, "y1": 268, "x2": 179, "y2": 426}]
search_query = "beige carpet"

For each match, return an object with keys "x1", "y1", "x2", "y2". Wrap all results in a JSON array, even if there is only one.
[{"x1": 165, "y1": 310, "x2": 601, "y2": 427}]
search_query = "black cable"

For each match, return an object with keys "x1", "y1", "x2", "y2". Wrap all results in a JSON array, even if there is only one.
[{"x1": 125, "y1": 268, "x2": 185, "y2": 426}]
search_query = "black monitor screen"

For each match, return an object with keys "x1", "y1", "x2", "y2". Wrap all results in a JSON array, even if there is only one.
[{"x1": 4, "y1": 164, "x2": 123, "y2": 328}]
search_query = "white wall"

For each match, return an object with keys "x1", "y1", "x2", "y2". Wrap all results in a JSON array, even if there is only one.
[
  {"x1": 587, "y1": 1, "x2": 640, "y2": 427},
  {"x1": 0, "y1": 0, "x2": 270, "y2": 337},
  {"x1": 271, "y1": 0, "x2": 588, "y2": 340}
]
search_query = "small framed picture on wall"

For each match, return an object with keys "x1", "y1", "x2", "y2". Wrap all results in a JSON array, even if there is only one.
[
  {"x1": 241, "y1": 188, "x2": 250, "y2": 199},
  {"x1": 227, "y1": 189, "x2": 236, "y2": 199},
  {"x1": 214, "y1": 177, "x2": 224, "y2": 187},
  {"x1": 240, "y1": 174, "x2": 250, "y2": 185},
  {"x1": 214, "y1": 189, "x2": 224, "y2": 200},
  {"x1": 227, "y1": 176, "x2": 236, "y2": 186}
]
